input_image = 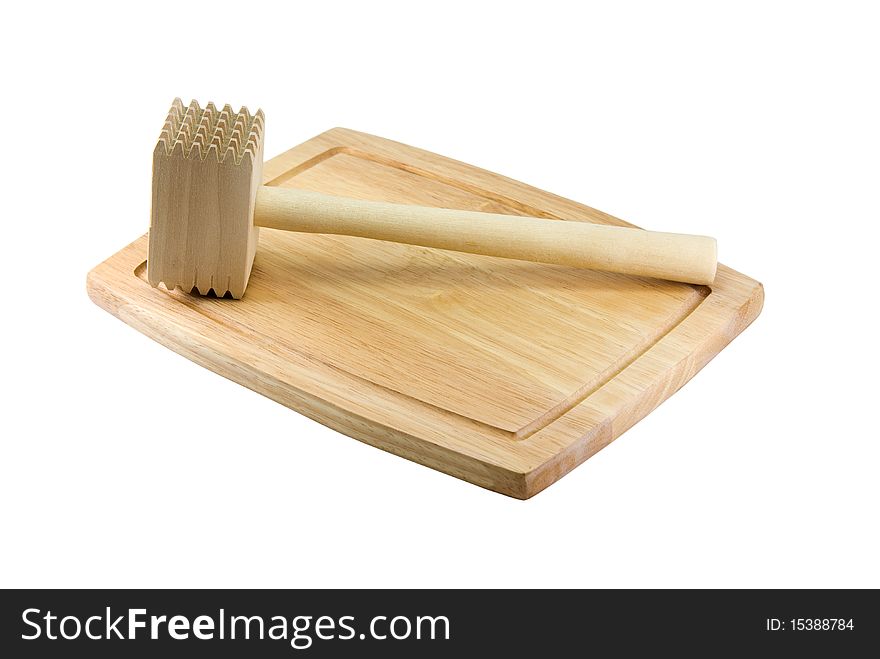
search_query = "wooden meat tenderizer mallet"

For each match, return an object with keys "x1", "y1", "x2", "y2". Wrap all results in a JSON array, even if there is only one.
[{"x1": 148, "y1": 99, "x2": 718, "y2": 299}]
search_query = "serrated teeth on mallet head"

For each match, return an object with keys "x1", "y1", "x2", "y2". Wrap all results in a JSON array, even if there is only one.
[
  {"x1": 154, "y1": 98, "x2": 264, "y2": 164},
  {"x1": 148, "y1": 99, "x2": 265, "y2": 298}
]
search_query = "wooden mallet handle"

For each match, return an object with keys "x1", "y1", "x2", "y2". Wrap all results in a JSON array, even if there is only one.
[{"x1": 255, "y1": 187, "x2": 717, "y2": 285}]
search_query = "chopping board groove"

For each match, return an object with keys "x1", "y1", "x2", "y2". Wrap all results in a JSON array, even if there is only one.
[{"x1": 89, "y1": 128, "x2": 763, "y2": 498}]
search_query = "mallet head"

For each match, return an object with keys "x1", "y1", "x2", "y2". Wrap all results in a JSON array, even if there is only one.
[{"x1": 148, "y1": 99, "x2": 265, "y2": 299}]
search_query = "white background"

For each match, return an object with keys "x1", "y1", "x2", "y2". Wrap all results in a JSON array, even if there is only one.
[{"x1": 1, "y1": 1, "x2": 878, "y2": 588}]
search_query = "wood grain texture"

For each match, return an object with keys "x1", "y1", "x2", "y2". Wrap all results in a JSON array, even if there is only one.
[{"x1": 88, "y1": 128, "x2": 764, "y2": 498}]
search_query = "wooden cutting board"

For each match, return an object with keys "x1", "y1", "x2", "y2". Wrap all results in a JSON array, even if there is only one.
[{"x1": 88, "y1": 128, "x2": 763, "y2": 498}]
